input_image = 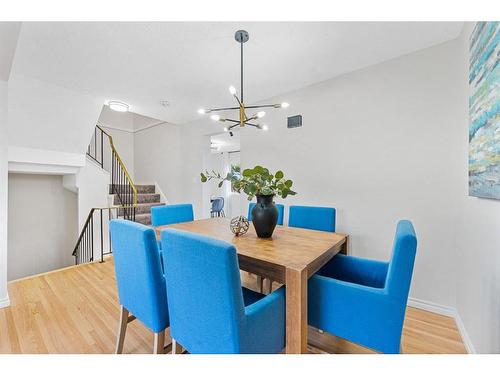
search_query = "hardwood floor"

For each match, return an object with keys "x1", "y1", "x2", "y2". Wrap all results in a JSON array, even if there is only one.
[{"x1": 0, "y1": 260, "x2": 467, "y2": 354}]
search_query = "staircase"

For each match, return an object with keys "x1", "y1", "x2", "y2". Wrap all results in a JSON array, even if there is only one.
[
  {"x1": 74, "y1": 124, "x2": 150, "y2": 265},
  {"x1": 111, "y1": 184, "x2": 164, "y2": 225}
]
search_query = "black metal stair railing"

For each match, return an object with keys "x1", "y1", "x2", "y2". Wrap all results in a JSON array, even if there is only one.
[
  {"x1": 111, "y1": 150, "x2": 136, "y2": 221},
  {"x1": 72, "y1": 207, "x2": 136, "y2": 265},
  {"x1": 73, "y1": 125, "x2": 138, "y2": 265},
  {"x1": 86, "y1": 126, "x2": 104, "y2": 168}
]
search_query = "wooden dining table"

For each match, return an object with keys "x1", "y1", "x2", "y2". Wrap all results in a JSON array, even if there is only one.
[{"x1": 155, "y1": 217, "x2": 349, "y2": 354}]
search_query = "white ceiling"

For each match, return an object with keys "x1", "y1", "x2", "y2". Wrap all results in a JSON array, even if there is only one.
[
  {"x1": 10, "y1": 22, "x2": 463, "y2": 124},
  {"x1": 0, "y1": 22, "x2": 21, "y2": 81}
]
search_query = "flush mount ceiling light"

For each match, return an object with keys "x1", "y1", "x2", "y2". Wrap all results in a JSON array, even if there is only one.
[
  {"x1": 108, "y1": 101, "x2": 129, "y2": 112},
  {"x1": 197, "y1": 30, "x2": 289, "y2": 132}
]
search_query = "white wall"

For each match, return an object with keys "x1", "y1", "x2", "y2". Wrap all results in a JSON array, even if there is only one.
[
  {"x1": 7, "y1": 173, "x2": 78, "y2": 280},
  {"x1": 134, "y1": 123, "x2": 183, "y2": 202},
  {"x1": 241, "y1": 39, "x2": 464, "y2": 309},
  {"x1": 453, "y1": 23, "x2": 500, "y2": 354},
  {"x1": 100, "y1": 126, "x2": 135, "y2": 179},
  {"x1": 178, "y1": 39, "x2": 465, "y2": 311},
  {"x1": 0, "y1": 80, "x2": 9, "y2": 307},
  {"x1": 98, "y1": 105, "x2": 166, "y2": 182},
  {"x1": 75, "y1": 159, "x2": 110, "y2": 228}
]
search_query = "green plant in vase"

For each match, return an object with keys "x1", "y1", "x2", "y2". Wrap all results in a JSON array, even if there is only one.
[{"x1": 201, "y1": 166, "x2": 296, "y2": 238}]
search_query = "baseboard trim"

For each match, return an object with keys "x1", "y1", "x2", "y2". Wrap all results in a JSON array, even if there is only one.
[
  {"x1": 407, "y1": 297, "x2": 476, "y2": 354},
  {"x1": 0, "y1": 295, "x2": 10, "y2": 309},
  {"x1": 453, "y1": 310, "x2": 476, "y2": 354},
  {"x1": 407, "y1": 297, "x2": 455, "y2": 317}
]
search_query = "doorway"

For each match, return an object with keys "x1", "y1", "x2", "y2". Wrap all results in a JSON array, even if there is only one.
[{"x1": 205, "y1": 131, "x2": 242, "y2": 218}]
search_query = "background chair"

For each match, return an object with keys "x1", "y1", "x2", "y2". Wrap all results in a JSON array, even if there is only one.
[
  {"x1": 308, "y1": 220, "x2": 417, "y2": 353},
  {"x1": 210, "y1": 197, "x2": 225, "y2": 217},
  {"x1": 109, "y1": 219, "x2": 170, "y2": 354},
  {"x1": 161, "y1": 228, "x2": 285, "y2": 354},
  {"x1": 288, "y1": 205, "x2": 336, "y2": 232}
]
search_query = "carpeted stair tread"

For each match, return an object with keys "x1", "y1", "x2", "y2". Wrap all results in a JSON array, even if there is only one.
[{"x1": 109, "y1": 184, "x2": 156, "y2": 194}]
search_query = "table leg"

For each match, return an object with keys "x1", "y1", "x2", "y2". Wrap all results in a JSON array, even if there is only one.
[
  {"x1": 285, "y1": 267, "x2": 308, "y2": 354},
  {"x1": 339, "y1": 235, "x2": 349, "y2": 255}
]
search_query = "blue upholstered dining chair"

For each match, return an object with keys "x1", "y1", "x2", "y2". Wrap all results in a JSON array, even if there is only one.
[
  {"x1": 288, "y1": 205, "x2": 336, "y2": 232},
  {"x1": 151, "y1": 203, "x2": 195, "y2": 260},
  {"x1": 109, "y1": 219, "x2": 170, "y2": 354},
  {"x1": 255, "y1": 204, "x2": 336, "y2": 295},
  {"x1": 248, "y1": 202, "x2": 285, "y2": 225},
  {"x1": 308, "y1": 220, "x2": 418, "y2": 354},
  {"x1": 151, "y1": 203, "x2": 194, "y2": 227},
  {"x1": 161, "y1": 228, "x2": 286, "y2": 354}
]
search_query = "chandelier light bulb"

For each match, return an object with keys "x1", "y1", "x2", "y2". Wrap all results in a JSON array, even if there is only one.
[
  {"x1": 210, "y1": 114, "x2": 221, "y2": 121},
  {"x1": 257, "y1": 111, "x2": 266, "y2": 118},
  {"x1": 281, "y1": 102, "x2": 289, "y2": 108},
  {"x1": 223, "y1": 127, "x2": 229, "y2": 132},
  {"x1": 262, "y1": 124, "x2": 269, "y2": 131},
  {"x1": 198, "y1": 108, "x2": 206, "y2": 114},
  {"x1": 229, "y1": 85, "x2": 237, "y2": 95}
]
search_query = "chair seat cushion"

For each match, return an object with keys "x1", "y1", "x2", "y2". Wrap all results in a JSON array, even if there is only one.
[{"x1": 242, "y1": 287, "x2": 265, "y2": 306}]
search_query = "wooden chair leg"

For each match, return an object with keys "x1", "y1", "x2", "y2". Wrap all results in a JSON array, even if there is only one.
[
  {"x1": 267, "y1": 280, "x2": 273, "y2": 294},
  {"x1": 256, "y1": 275, "x2": 264, "y2": 293},
  {"x1": 172, "y1": 339, "x2": 184, "y2": 354},
  {"x1": 115, "y1": 305, "x2": 129, "y2": 354},
  {"x1": 153, "y1": 330, "x2": 166, "y2": 354}
]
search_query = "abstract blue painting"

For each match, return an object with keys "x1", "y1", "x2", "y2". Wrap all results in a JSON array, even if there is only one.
[{"x1": 469, "y1": 22, "x2": 500, "y2": 199}]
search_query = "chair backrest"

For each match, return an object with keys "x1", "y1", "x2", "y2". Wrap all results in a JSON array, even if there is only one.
[
  {"x1": 161, "y1": 228, "x2": 245, "y2": 353},
  {"x1": 248, "y1": 202, "x2": 284, "y2": 225},
  {"x1": 288, "y1": 205, "x2": 336, "y2": 232},
  {"x1": 151, "y1": 203, "x2": 194, "y2": 227},
  {"x1": 211, "y1": 197, "x2": 224, "y2": 212},
  {"x1": 109, "y1": 219, "x2": 169, "y2": 333},
  {"x1": 385, "y1": 220, "x2": 418, "y2": 301}
]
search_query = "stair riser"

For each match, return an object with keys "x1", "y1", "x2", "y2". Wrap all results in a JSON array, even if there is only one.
[
  {"x1": 114, "y1": 194, "x2": 160, "y2": 205},
  {"x1": 134, "y1": 215, "x2": 151, "y2": 225},
  {"x1": 118, "y1": 203, "x2": 165, "y2": 215},
  {"x1": 109, "y1": 185, "x2": 156, "y2": 194}
]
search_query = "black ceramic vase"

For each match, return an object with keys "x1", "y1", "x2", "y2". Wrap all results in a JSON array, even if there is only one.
[{"x1": 251, "y1": 194, "x2": 278, "y2": 238}]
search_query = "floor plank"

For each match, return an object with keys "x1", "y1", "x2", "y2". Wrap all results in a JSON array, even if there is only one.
[{"x1": 0, "y1": 260, "x2": 467, "y2": 354}]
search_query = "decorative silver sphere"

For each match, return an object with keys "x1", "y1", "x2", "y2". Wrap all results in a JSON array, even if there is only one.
[{"x1": 230, "y1": 215, "x2": 250, "y2": 236}]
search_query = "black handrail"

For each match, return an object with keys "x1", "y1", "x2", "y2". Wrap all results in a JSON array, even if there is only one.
[{"x1": 72, "y1": 206, "x2": 136, "y2": 265}]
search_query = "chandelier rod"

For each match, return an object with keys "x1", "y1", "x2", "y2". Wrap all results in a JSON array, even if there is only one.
[{"x1": 240, "y1": 38, "x2": 244, "y2": 103}]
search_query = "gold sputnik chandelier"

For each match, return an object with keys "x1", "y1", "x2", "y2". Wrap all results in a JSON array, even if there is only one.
[{"x1": 197, "y1": 30, "x2": 289, "y2": 132}]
